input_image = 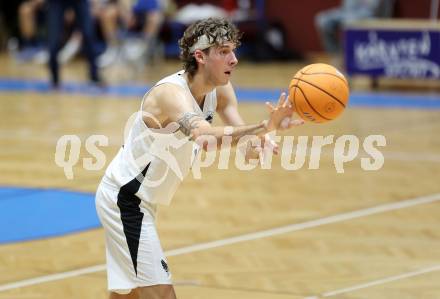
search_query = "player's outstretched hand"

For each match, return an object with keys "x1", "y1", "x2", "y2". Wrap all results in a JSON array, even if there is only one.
[{"x1": 265, "y1": 92, "x2": 304, "y2": 131}]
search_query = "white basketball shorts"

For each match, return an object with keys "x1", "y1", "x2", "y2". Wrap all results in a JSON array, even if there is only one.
[{"x1": 95, "y1": 179, "x2": 172, "y2": 294}]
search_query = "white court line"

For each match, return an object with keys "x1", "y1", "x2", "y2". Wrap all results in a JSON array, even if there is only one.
[
  {"x1": 0, "y1": 192, "x2": 440, "y2": 292},
  {"x1": 0, "y1": 265, "x2": 106, "y2": 292},
  {"x1": 305, "y1": 264, "x2": 440, "y2": 298}
]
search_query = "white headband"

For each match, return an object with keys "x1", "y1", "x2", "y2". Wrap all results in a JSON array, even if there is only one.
[
  {"x1": 189, "y1": 28, "x2": 229, "y2": 53},
  {"x1": 189, "y1": 35, "x2": 213, "y2": 53}
]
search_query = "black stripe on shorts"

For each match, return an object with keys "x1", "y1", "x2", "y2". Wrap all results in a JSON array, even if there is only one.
[{"x1": 117, "y1": 163, "x2": 150, "y2": 275}]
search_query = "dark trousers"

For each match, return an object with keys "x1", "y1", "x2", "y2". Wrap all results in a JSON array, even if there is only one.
[{"x1": 47, "y1": 0, "x2": 99, "y2": 86}]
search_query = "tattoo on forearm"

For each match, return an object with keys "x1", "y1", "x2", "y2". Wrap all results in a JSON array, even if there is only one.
[
  {"x1": 229, "y1": 123, "x2": 267, "y2": 142},
  {"x1": 177, "y1": 112, "x2": 204, "y2": 136},
  {"x1": 178, "y1": 112, "x2": 267, "y2": 147}
]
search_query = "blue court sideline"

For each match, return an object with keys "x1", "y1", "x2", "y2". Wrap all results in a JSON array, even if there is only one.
[
  {"x1": 0, "y1": 187, "x2": 97, "y2": 244},
  {"x1": 1, "y1": 77, "x2": 440, "y2": 109}
]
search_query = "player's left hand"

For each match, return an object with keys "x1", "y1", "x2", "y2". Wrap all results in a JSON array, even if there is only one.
[{"x1": 265, "y1": 92, "x2": 304, "y2": 131}]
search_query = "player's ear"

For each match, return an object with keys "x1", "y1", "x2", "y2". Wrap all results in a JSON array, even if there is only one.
[{"x1": 194, "y1": 49, "x2": 206, "y2": 64}]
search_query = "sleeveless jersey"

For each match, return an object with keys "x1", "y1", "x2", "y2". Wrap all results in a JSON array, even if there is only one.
[{"x1": 102, "y1": 70, "x2": 217, "y2": 206}]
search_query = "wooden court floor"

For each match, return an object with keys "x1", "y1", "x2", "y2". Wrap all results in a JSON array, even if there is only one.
[{"x1": 0, "y1": 54, "x2": 440, "y2": 299}]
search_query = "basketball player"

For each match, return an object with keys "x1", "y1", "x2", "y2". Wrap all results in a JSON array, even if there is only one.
[{"x1": 95, "y1": 17, "x2": 303, "y2": 299}]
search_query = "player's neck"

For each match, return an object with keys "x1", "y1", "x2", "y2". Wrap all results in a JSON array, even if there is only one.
[{"x1": 184, "y1": 72, "x2": 214, "y2": 105}]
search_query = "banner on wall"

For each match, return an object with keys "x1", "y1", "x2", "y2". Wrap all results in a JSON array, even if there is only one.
[{"x1": 344, "y1": 29, "x2": 440, "y2": 78}]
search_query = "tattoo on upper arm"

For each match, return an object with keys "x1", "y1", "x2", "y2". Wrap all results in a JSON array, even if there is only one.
[{"x1": 177, "y1": 112, "x2": 204, "y2": 136}]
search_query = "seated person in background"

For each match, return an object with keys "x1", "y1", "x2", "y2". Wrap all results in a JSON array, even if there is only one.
[
  {"x1": 315, "y1": 0, "x2": 383, "y2": 64},
  {"x1": 96, "y1": 0, "x2": 164, "y2": 68},
  {"x1": 16, "y1": 0, "x2": 46, "y2": 62}
]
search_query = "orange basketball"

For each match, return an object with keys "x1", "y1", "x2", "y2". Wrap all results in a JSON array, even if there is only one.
[{"x1": 288, "y1": 63, "x2": 349, "y2": 123}]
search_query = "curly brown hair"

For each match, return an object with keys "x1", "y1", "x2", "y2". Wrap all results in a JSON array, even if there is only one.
[{"x1": 178, "y1": 18, "x2": 242, "y2": 78}]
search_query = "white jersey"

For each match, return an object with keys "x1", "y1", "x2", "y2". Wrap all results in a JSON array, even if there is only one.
[{"x1": 102, "y1": 70, "x2": 217, "y2": 208}]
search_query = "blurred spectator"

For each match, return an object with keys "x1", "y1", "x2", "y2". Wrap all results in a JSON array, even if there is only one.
[
  {"x1": 14, "y1": 1, "x2": 83, "y2": 65},
  {"x1": 16, "y1": 0, "x2": 47, "y2": 62},
  {"x1": 57, "y1": 9, "x2": 83, "y2": 64},
  {"x1": 160, "y1": 0, "x2": 253, "y2": 58},
  {"x1": 47, "y1": 0, "x2": 101, "y2": 87},
  {"x1": 315, "y1": 0, "x2": 383, "y2": 55},
  {"x1": 96, "y1": 0, "x2": 164, "y2": 68},
  {"x1": 172, "y1": 3, "x2": 228, "y2": 25},
  {"x1": 171, "y1": 0, "x2": 254, "y2": 24}
]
